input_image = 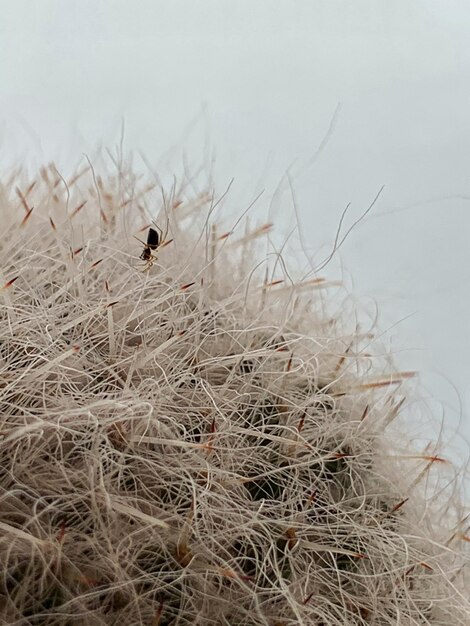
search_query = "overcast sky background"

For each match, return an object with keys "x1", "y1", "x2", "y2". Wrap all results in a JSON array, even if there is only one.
[{"x1": 1, "y1": 0, "x2": 470, "y2": 461}]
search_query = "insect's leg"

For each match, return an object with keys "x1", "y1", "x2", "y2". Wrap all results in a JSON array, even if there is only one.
[{"x1": 151, "y1": 217, "x2": 172, "y2": 246}]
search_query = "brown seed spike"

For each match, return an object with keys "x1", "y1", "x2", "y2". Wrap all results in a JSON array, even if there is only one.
[
  {"x1": 332, "y1": 448, "x2": 353, "y2": 459},
  {"x1": 390, "y1": 498, "x2": 409, "y2": 515},
  {"x1": 419, "y1": 561, "x2": 433, "y2": 571},
  {"x1": 1, "y1": 276, "x2": 19, "y2": 290},
  {"x1": 26, "y1": 180, "x2": 37, "y2": 195},
  {"x1": 49, "y1": 217, "x2": 56, "y2": 231},
  {"x1": 422, "y1": 455, "x2": 447, "y2": 464},
  {"x1": 152, "y1": 600, "x2": 165, "y2": 626},
  {"x1": 357, "y1": 371, "x2": 416, "y2": 390},
  {"x1": 307, "y1": 489, "x2": 317, "y2": 505},
  {"x1": 302, "y1": 591, "x2": 315, "y2": 605},
  {"x1": 67, "y1": 166, "x2": 90, "y2": 187},
  {"x1": 259, "y1": 222, "x2": 273, "y2": 234},
  {"x1": 297, "y1": 411, "x2": 306, "y2": 433},
  {"x1": 218, "y1": 230, "x2": 233, "y2": 240},
  {"x1": 176, "y1": 542, "x2": 192, "y2": 567},
  {"x1": 20, "y1": 207, "x2": 34, "y2": 227},
  {"x1": 70, "y1": 200, "x2": 87, "y2": 218},
  {"x1": 360, "y1": 405, "x2": 370, "y2": 421},
  {"x1": 16, "y1": 186, "x2": 30, "y2": 212},
  {"x1": 40, "y1": 166, "x2": 50, "y2": 184}
]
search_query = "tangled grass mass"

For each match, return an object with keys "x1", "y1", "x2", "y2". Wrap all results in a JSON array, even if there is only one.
[{"x1": 0, "y1": 157, "x2": 468, "y2": 625}]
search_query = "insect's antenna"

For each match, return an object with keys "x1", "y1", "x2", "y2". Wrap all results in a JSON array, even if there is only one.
[
  {"x1": 133, "y1": 235, "x2": 147, "y2": 246},
  {"x1": 151, "y1": 217, "x2": 171, "y2": 245},
  {"x1": 151, "y1": 222, "x2": 163, "y2": 243}
]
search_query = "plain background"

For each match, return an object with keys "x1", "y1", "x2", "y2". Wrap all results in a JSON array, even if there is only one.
[{"x1": 1, "y1": 0, "x2": 469, "y2": 460}]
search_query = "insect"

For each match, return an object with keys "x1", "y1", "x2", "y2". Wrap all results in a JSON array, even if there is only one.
[
  {"x1": 141, "y1": 227, "x2": 159, "y2": 261},
  {"x1": 136, "y1": 223, "x2": 172, "y2": 270}
]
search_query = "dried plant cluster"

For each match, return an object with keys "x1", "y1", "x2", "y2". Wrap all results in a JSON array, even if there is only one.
[{"x1": 0, "y1": 160, "x2": 468, "y2": 625}]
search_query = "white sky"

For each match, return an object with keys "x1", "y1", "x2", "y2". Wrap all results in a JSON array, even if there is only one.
[{"x1": 1, "y1": 0, "x2": 470, "y2": 458}]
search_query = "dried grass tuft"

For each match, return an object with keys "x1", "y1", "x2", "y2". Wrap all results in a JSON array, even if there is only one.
[{"x1": 0, "y1": 159, "x2": 468, "y2": 625}]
